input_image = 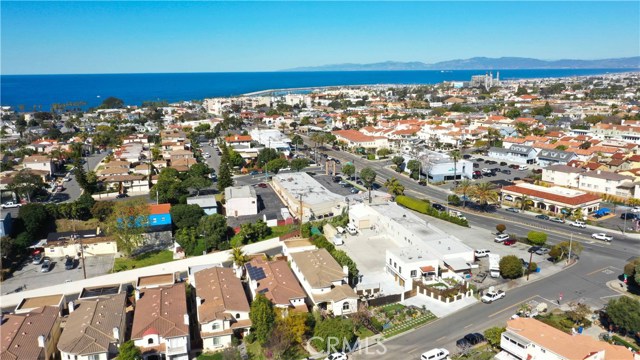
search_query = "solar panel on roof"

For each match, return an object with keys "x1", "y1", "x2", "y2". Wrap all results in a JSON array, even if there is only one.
[{"x1": 246, "y1": 264, "x2": 266, "y2": 281}]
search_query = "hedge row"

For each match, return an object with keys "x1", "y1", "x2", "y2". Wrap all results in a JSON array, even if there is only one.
[{"x1": 395, "y1": 195, "x2": 469, "y2": 227}]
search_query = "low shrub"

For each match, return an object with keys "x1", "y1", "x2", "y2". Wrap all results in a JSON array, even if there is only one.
[{"x1": 396, "y1": 195, "x2": 469, "y2": 227}]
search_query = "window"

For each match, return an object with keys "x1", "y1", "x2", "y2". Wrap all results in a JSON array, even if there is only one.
[
  {"x1": 389, "y1": 258, "x2": 392, "y2": 265},
  {"x1": 148, "y1": 338, "x2": 154, "y2": 345},
  {"x1": 88, "y1": 355, "x2": 99, "y2": 360},
  {"x1": 410, "y1": 270, "x2": 417, "y2": 278},
  {"x1": 342, "y1": 302, "x2": 350, "y2": 311},
  {"x1": 399, "y1": 266, "x2": 402, "y2": 273},
  {"x1": 393, "y1": 262, "x2": 397, "y2": 268},
  {"x1": 235, "y1": 313, "x2": 240, "y2": 319},
  {"x1": 212, "y1": 337, "x2": 220, "y2": 346},
  {"x1": 211, "y1": 323, "x2": 220, "y2": 330}
]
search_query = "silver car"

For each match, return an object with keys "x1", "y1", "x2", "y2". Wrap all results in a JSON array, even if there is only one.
[{"x1": 41, "y1": 258, "x2": 52, "y2": 272}]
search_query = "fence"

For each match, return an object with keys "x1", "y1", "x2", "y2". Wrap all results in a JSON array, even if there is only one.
[
  {"x1": 367, "y1": 294, "x2": 402, "y2": 307},
  {"x1": 412, "y1": 279, "x2": 472, "y2": 303}
]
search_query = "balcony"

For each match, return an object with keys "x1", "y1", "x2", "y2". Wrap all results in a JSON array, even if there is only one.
[{"x1": 166, "y1": 345, "x2": 188, "y2": 356}]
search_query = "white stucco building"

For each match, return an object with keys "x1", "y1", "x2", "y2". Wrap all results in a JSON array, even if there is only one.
[{"x1": 224, "y1": 186, "x2": 257, "y2": 217}]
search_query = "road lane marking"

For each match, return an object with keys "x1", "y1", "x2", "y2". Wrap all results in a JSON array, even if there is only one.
[
  {"x1": 437, "y1": 336, "x2": 446, "y2": 341},
  {"x1": 488, "y1": 295, "x2": 539, "y2": 318},
  {"x1": 464, "y1": 323, "x2": 474, "y2": 329},
  {"x1": 586, "y1": 267, "x2": 610, "y2": 276},
  {"x1": 600, "y1": 294, "x2": 624, "y2": 299}
]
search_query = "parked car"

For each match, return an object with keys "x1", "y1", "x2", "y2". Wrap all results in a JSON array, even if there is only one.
[
  {"x1": 249, "y1": 170, "x2": 262, "y2": 176},
  {"x1": 506, "y1": 207, "x2": 520, "y2": 213},
  {"x1": 432, "y1": 203, "x2": 445, "y2": 211},
  {"x1": 535, "y1": 247, "x2": 550, "y2": 255},
  {"x1": 116, "y1": 193, "x2": 128, "y2": 199},
  {"x1": 473, "y1": 163, "x2": 480, "y2": 168},
  {"x1": 513, "y1": 177, "x2": 522, "y2": 181},
  {"x1": 550, "y1": 217, "x2": 565, "y2": 223},
  {"x1": 476, "y1": 158, "x2": 484, "y2": 162},
  {"x1": 333, "y1": 159, "x2": 341, "y2": 164},
  {"x1": 620, "y1": 213, "x2": 637, "y2": 220},
  {"x1": 41, "y1": 258, "x2": 52, "y2": 273},
  {"x1": 499, "y1": 162, "x2": 507, "y2": 166},
  {"x1": 519, "y1": 165, "x2": 529, "y2": 171},
  {"x1": 421, "y1": 348, "x2": 450, "y2": 360},
  {"x1": 32, "y1": 253, "x2": 43, "y2": 265},
  {"x1": 494, "y1": 234, "x2": 510, "y2": 243},
  {"x1": 64, "y1": 256, "x2": 75, "y2": 270},
  {"x1": 528, "y1": 246, "x2": 542, "y2": 254},
  {"x1": 632, "y1": 206, "x2": 640, "y2": 213},
  {"x1": 570, "y1": 220, "x2": 586, "y2": 228},
  {"x1": 1, "y1": 201, "x2": 21, "y2": 209},
  {"x1": 326, "y1": 352, "x2": 347, "y2": 360},
  {"x1": 474, "y1": 249, "x2": 490, "y2": 258},
  {"x1": 463, "y1": 154, "x2": 472, "y2": 159},
  {"x1": 502, "y1": 169, "x2": 512, "y2": 175},
  {"x1": 257, "y1": 183, "x2": 268, "y2": 188},
  {"x1": 350, "y1": 188, "x2": 359, "y2": 194},
  {"x1": 481, "y1": 290, "x2": 506, "y2": 303},
  {"x1": 342, "y1": 183, "x2": 353, "y2": 188},
  {"x1": 456, "y1": 333, "x2": 486, "y2": 348},
  {"x1": 503, "y1": 239, "x2": 517, "y2": 246},
  {"x1": 592, "y1": 233, "x2": 613, "y2": 242},
  {"x1": 536, "y1": 214, "x2": 550, "y2": 220}
]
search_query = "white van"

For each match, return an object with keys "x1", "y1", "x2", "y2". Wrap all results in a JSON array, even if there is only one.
[
  {"x1": 346, "y1": 224, "x2": 358, "y2": 235},
  {"x1": 333, "y1": 234, "x2": 344, "y2": 246},
  {"x1": 421, "y1": 348, "x2": 449, "y2": 360}
]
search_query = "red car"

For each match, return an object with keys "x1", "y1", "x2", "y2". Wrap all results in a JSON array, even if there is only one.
[
  {"x1": 257, "y1": 183, "x2": 268, "y2": 188},
  {"x1": 503, "y1": 239, "x2": 517, "y2": 246}
]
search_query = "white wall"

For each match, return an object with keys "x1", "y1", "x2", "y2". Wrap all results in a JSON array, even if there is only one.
[{"x1": 225, "y1": 197, "x2": 257, "y2": 217}]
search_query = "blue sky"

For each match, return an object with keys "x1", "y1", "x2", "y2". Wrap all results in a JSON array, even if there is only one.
[{"x1": 1, "y1": 1, "x2": 638, "y2": 74}]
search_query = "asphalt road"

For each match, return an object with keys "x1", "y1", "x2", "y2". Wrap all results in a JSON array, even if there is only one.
[
  {"x1": 59, "y1": 152, "x2": 108, "y2": 203},
  {"x1": 296, "y1": 134, "x2": 640, "y2": 357}
]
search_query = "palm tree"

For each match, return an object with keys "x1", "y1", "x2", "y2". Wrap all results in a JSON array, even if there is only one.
[
  {"x1": 360, "y1": 167, "x2": 377, "y2": 204},
  {"x1": 230, "y1": 246, "x2": 250, "y2": 277},
  {"x1": 450, "y1": 149, "x2": 461, "y2": 183},
  {"x1": 518, "y1": 195, "x2": 534, "y2": 211},
  {"x1": 454, "y1": 179, "x2": 473, "y2": 207},
  {"x1": 384, "y1": 177, "x2": 405, "y2": 196},
  {"x1": 469, "y1": 182, "x2": 499, "y2": 210}
]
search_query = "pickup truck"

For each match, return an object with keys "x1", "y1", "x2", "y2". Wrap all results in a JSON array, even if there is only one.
[
  {"x1": 1, "y1": 201, "x2": 21, "y2": 208},
  {"x1": 481, "y1": 290, "x2": 506, "y2": 303}
]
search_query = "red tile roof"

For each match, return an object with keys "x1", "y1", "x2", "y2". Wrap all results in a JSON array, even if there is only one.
[
  {"x1": 502, "y1": 185, "x2": 601, "y2": 206},
  {"x1": 149, "y1": 204, "x2": 171, "y2": 215}
]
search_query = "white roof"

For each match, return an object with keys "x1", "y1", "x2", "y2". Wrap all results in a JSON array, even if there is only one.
[
  {"x1": 224, "y1": 185, "x2": 257, "y2": 199},
  {"x1": 272, "y1": 172, "x2": 344, "y2": 206}
]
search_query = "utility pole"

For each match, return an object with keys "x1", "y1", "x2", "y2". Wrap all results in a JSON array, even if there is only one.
[
  {"x1": 298, "y1": 193, "x2": 304, "y2": 232},
  {"x1": 567, "y1": 232, "x2": 573, "y2": 265}
]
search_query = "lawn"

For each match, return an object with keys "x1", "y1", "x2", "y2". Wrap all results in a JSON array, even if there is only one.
[
  {"x1": 230, "y1": 225, "x2": 297, "y2": 247},
  {"x1": 196, "y1": 353, "x2": 223, "y2": 360},
  {"x1": 246, "y1": 340, "x2": 309, "y2": 360},
  {"x1": 112, "y1": 250, "x2": 174, "y2": 272}
]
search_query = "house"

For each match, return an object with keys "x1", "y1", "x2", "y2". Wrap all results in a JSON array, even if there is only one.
[
  {"x1": 288, "y1": 248, "x2": 358, "y2": 316},
  {"x1": 386, "y1": 246, "x2": 439, "y2": 291},
  {"x1": 245, "y1": 257, "x2": 308, "y2": 312},
  {"x1": 1, "y1": 306, "x2": 62, "y2": 360},
  {"x1": 131, "y1": 276, "x2": 190, "y2": 360},
  {"x1": 187, "y1": 195, "x2": 218, "y2": 215},
  {"x1": 578, "y1": 170, "x2": 634, "y2": 198},
  {"x1": 224, "y1": 135, "x2": 252, "y2": 147},
  {"x1": 22, "y1": 155, "x2": 54, "y2": 177},
  {"x1": 332, "y1": 130, "x2": 389, "y2": 150},
  {"x1": 224, "y1": 186, "x2": 257, "y2": 217},
  {"x1": 488, "y1": 145, "x2": 538, "y2": 164},
  {"x1": 44, "y1": 229, "x2": 117, "y2": 258},
  {"x1": 536, "y1": 150, "x2": 578, "y2": 167},
  {"x1": 58, "y1": 292, "x2": 127, "y2": 360},
  {"x1": 193, "y1": 267, "x2": 251, "y2": 351},
  {"x1": 542, "y1": 164, "x2": 587, "y2": 188},
  {"x1": 499, "y1": 317, "x2": 637, "y2": 360}
]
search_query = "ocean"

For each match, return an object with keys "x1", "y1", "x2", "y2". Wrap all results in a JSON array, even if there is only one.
[{"x1": 0, "y1": 69, "x2": 634, "y2": 111}]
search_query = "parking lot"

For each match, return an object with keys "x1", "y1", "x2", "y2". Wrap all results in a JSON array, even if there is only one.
[
  {"x1": 1, "y1": 254, "x2": 115, "y2": 295},
  {"x1": 226, "y1": 183, "x2": 287, "y2": 228},
  {"x1": 313, "y1": 174, "x2": 362, "y2": 197}
]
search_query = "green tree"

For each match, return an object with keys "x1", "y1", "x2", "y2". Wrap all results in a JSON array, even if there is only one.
[
  {"x1": 342, "y1": 164, "x2": 355, "y2": 178},
  {"x1": 265, "y1": 158, "x2": 289, "y2": 174},
  {"x1": 18, "y1": 203, "x2": 49, "y2": 239},
  {"x1": 311, "y1": 317, "x2": 355, "y2": 353},
  {"x1": 290, "y1": 158, "x2": 309, "y2": 172},
  {"x1": 606, "y1": 296, "x2": 640, "y2": 334},
  {"x1": 454, "y1": 179, "x2": 473, "y2": 207},
  {"x1": 217, "y1": 160, "x2": 233, "y2": 192},
  {"x1": 515, "y1": 86, "x2": 528, "y2": 96},
  {"x1": 249, "y1": 294, "x2": 276, "y2": 345},
  {"x1": 527, "y1": 231, "x2": 547, "y2": 246},
  {"x1": 198, "y1": 214, "x2": 229, "y2": 251},
  {"x1": 107, "y1": 199, "x2": 150, "y2": 256},
  {"x1": 392, "y1": 156, "x2": 405, "y2": 172},
  {"x1": 170, "y1": 204, "x2": 205, "y2": 229},
  {"x1": 175, "y1": 227, "x2": 204, "y2": 256},
  {"x1": 183, "y1": 175, "x2": 211, "y2": 196},
  {"x1": 450, "y1": 149, "x2": 461, "y2": 182},
  {"x1": 469, "y1": 182, "x2": 499, "y2": 209},
  {"x1": 447, "y1": 194, "x2": 461, "y2": 206},
  {"x1": 499, "y1": 255, "x2": 523, "y2": 279},
  {"x1": 496, "y1": 224, "x2": 506, "y2": 234},
  {"x1": 8, "y1": 170, "x2": 47, "y2": 202},
  {"x1": 99, "y1": 96, "x2": 124, "y2": 109},
  {"x1": 91, "y1": 201, "x2": 115, "y2": 221},
  {"x1": 549, "y1": 240, "x2": 583, "y2": 262},
  {"x1": 484, "y1": 327, "x2": 506, "y2": 348},
  {"x1": 230, "y1": 246, "x2": 250, "y2": 268},
  {"x1": 407, "y1": 159, "x2": 421, "y2": 180},
  {"x1": 384, "y1": 177, "x2": 405, "y2": 196},
  {"x1": 505, "y1": 108, "x2": 522, "y2": 119},
  {"x1": 257, "y1": 148, "x2": 280, "y2": 167},
  {"x1": 359, "y1": 167, "x2": 377, "y2": 204},
  {"x1": 150, "y1": 168, "x2": 186, "y2": 204},
  {"x1": 290, "y1": 134, "x2": 304, "y2": 146},
  {"x1": 376, "y1": 148, "x2": 391, "y2": 158},
  {"x1": 118, "y1": 340, "x2": 142, "y2": 360}
]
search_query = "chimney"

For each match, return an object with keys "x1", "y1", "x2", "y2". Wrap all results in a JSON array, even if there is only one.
[
  {"x1": 597, "y1": 170, "x2": 601, "y2": 174},
  {"x1": 135, "y1": 289, "x2": 140, "y2": 300},
  {"x1": 196, "y1": 296, "x2": 202, "y2": 306},
  {"x1": 112, "y1": 327, "x2": 120, "y2": 341},
  {"x1": 37, "y1": 335, "x2": 45, "y2": 348},
  {"x1": 183, "y1": 313, "x2": 189, "y2": 326},
  {"x1": 96, "y1": 226, "x2": 101, "y2": 235},
  {"x1": 68, "y1": 301, "x2": 75, "y2": 313},
  {"x1": 250, "y1": 279, "x2": 258, "y2": 291}
]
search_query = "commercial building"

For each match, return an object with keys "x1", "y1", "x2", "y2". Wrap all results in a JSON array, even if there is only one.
[
  {"x1": 501, "y1": 183, "x2": 601, "y2": 215},
  {"x1": 44, "y1": 229, "x2": 116, "y2": 258},
  {"x1": 132, "y1": 275, "x2": 190, "y2": 360},
  {"x1": 193, "y1": 267, "x2": 251, "y2": 351},
  {"x1": 416, "y1": 152, "x2": 473, "y2": 182},
  {"x1": 248, "y1": 129, "x2": 291, "y2": 155},
  {"x1": 271, "y1": 172, "x2": 345, "y2": 221},
  {"x1": 499, "y1": 318, "x2": 637, "y2": 360},
  {"x1": 224, "y1": 186, "x2": 258, "y2": 217},
  {"x1": 1, "y1": 306, "x2": 62, "y2": 360},
  {"x1": 332, "y1": 129, "x2": 390, "y2": 150},
  {"x1": 288, "y1": 248, "x2": 358, "y2": 316},
  {"x1": 385, "y1": 246, "x2": 439, "y2": 291}
]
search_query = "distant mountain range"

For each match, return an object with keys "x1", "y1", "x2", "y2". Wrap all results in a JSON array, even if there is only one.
[{"x1": 282, "y1": 56, "x2": 640, "y2": 71}]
